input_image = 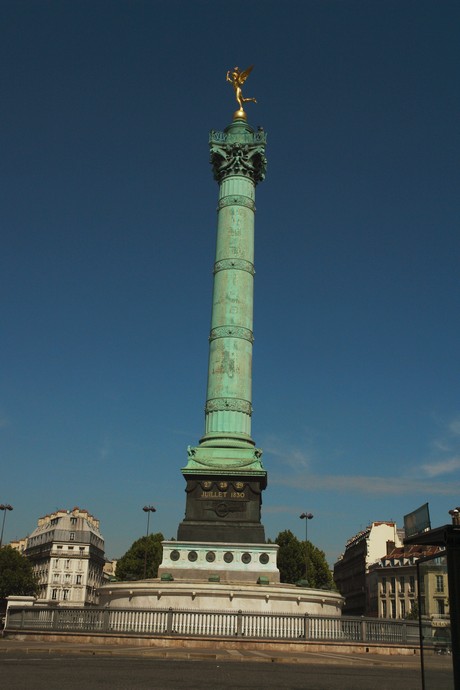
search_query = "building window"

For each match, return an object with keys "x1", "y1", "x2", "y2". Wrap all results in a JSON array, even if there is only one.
[
  {"x1": 65, "y1": 559, "x2": 70, "y2": 569},
  {"x1": 381, "y1": 577, "x2": 387, "y2": 593},
  {"x1": 70, "y1": 532, "x2": 75, "y2": 541},
  {"x1": 437, "y1": 599, "x2": 445, "y2": 615},
  {"x1": 76, "y1": 574, "x2": 82, "y2": 584},
  {"x1": 409, "y1": 576, "x2": 415, "y2": 593},
  {"x1": 70, "y1": 517, "x2": 77, "y2": 525},
  {"x1": 382, "y1": 601, "x2": 387, "y2": 618},
  {"x1": 399, "y1": 576, "x2": 405, "y2": 593},
  {"x1": 391, "y1": 600, "x2": 396, "y2": 619},
  {"x1": 436, "y1": 575, "x2": 444, "y2": 593},
  {"x1": 390, "y1": 577, "x2": 396, "y2": 594},
  {"x1": 63, "y1": 589, "x2": 69, "y2": 601},
  {"x1": 52, "y1": 589, "x2": 58, "y2": 600},
  {"x1": 400, "y1": 600, "x2": 406, "y2": 618}
]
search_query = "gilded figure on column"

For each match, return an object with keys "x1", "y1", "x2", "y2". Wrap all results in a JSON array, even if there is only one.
[{"x1": 226, "y1": 65, "x2": 257, "y2": 114}]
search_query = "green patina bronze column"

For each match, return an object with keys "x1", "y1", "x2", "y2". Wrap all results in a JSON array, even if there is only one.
[
  {"x1": 178, "y1": 68, "x2": 267, "y2": 543},
  {"x1": 202, "y1": 118, "x2": 266, "y2": 448}
]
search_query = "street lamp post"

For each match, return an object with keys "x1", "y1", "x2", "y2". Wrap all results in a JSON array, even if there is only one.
[
  {"x1": 0, "y1": 504, "x2": 13, "y2": 549},
  {"x1": 142, "y1": 505, "x2": 156, "y2": 579},
  {"x1": 300, "y1": 512, "x2": 314, "y2": 584}
]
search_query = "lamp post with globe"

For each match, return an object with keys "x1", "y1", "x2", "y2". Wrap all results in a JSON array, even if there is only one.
[
  {"x1": 299, "y1": 512, "x2": 314, "y2": 584},
  {"x1": 142, "y1": 506, "x2": 156, "y2": 579},
  {"x1": 0, "y1": 504, "x2": 13, "y2": 549}
]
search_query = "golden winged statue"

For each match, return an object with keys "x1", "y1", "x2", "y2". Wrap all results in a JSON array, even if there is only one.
[{"x1": 226, "y1": 65, "x2": 257, "y2": 112}]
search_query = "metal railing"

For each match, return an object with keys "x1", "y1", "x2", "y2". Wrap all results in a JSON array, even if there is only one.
[{"x1": 5, "y1": 606, "x2": 420, "y2": 644}]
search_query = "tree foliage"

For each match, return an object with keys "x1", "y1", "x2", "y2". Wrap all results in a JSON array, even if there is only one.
[
  {"x1": 275, "y1": 530, "x2": 334, "y2": 589},
  {"x1": 0, "y1": 546, "x2": 39, "y2": 599},
  {"x1": 275, "y1": 530, "x2": 305, "y2": 584},
  {"x1": 115, "y1": 532, "x2": 164, "y2": 581}
]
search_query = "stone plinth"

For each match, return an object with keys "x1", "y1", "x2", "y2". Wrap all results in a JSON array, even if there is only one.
[
  {"x1": 158, "y1": 541, "x2": 279, "y2": 584},
  {"x1": 177, "y1": 472, "x2": 266, "y2": 544}
]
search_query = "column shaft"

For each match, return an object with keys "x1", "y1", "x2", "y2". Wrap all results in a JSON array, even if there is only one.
[{"x1": 203, "y1": 175, "x2": 256, "y2": 445}]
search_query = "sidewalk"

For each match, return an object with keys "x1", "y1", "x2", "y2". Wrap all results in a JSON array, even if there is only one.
[{"x1": 0, "y1": 636, "x2": 424, "y2": 668}]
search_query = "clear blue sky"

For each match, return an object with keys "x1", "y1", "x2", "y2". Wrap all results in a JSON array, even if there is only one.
[{"x1": 2, "y1": 1, "x2": 459, "y2": 565}]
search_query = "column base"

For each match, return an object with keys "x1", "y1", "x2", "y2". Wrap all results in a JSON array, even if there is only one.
[
  {"x1": 158, "y1": 541, "x2": 279, "y2": 583},
  {"x1": 178, "y1": 472, "x2": 267, "y2": 544}
]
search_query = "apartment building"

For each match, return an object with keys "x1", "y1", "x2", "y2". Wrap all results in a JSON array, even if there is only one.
[
  {"x1": 23, "y1": 507, "x2": 105, "y2": 607},
  {"x1": 333, "y1": 521, "x2": 403, "y2": 615},
  {"x1": 368, "y1": 544, "x2": 447, "y2": 619}
]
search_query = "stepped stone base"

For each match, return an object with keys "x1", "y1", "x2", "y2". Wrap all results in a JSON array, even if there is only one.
[
  {"x1": 98, "y1": 580, "x2": 343, "y2": 616},
  {"x1": 158, "y1": 541, "x2": 279, "y2": 584}
]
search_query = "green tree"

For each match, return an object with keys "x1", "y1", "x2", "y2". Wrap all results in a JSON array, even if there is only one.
[
  {"x1": 115, "y1": 532, "x2": 164, "y2": 581},
  {"x1": 275, "y1": 530, "x2": 305, "y2": 584},
  {"x1": 308, "y1": 542, "x2": 335, "y2": 589},
  {"x1": 0, "y1": 546, "x2": 39, "y2": 599},
  {"x1": 275, "y1": 530, "x2": 334, "y2": 589}
]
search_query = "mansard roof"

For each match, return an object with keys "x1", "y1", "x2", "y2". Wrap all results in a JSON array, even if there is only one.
[{"x1": 370, "y1": 544, "x2": 441, "y2": 570}]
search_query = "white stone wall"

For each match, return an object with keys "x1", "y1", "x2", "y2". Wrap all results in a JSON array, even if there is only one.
[
  {"x1": 366, "y1": 523, "x2": 401, "y2": 568},
  {"x1": 160, "y1": 541, "x2": 279, "y2": 583},
  {"x1": 99, "y1": 580, "x2": 343, "y2": 617}
]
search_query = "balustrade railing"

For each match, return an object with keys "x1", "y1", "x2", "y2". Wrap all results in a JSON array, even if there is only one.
[{"x1": 5, "y1": 605, "x2": 419, "y2": 645}]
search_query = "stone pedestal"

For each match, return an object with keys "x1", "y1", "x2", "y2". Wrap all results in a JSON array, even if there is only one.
[
  {"x1": 177, "y1": 474, "x2": 266, "y2": 543},
  {"x1": 158, "y1": 541, "x2": 279, "y2": 584}
]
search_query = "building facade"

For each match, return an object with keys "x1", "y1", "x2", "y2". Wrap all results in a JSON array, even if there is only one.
[
  {"x1": 333, "y1": 521, "x2": 403, "y2": 615},
  {"x1": 23, "y1": 507, "x2": 105, "y2": 607},
  {"x1": 9, "y1": 537, "x2": 28, "y2": 554},
  {"x1": 368, "y1": 544, "x2": 447, "y2": 620}
]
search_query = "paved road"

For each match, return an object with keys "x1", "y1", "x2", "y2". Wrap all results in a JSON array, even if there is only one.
[
  {"x1": 0, "y1": 639, "x2": 454, "y2": 690},
  {"x1": 0, "y1": 655, "x2": 425, "y2": 690}
]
